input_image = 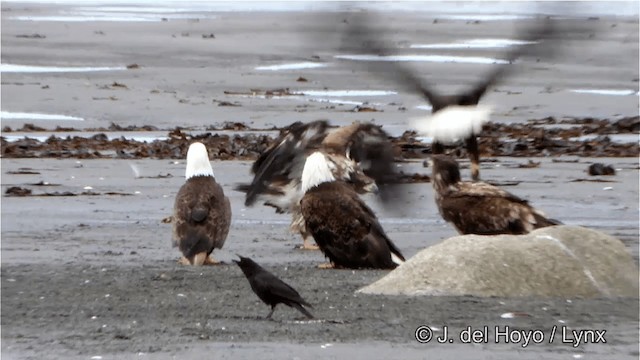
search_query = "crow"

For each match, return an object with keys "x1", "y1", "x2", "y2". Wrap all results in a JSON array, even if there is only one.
[{"x1": 234, "y1": 255, "x2": 314, "y2": 319}]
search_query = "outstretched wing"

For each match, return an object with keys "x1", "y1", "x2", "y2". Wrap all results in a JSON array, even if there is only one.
[
  {"x1": 236, "y1": 120, "x2": 330, "y2": 211},
  {"x1": 338, "y1": 13, "x2": 444, "y2": 109},
  {"x1": 323, "y1": 122, "x2": 407, "y2": 204},
  {"x1": 339, "y1": 13, "x2": 557, "y2": 110}
]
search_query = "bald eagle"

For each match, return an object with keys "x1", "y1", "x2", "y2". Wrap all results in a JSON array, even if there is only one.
[
  {"x1": 340, "y1": 14, "x2": 557, "y2": 180},
  {"x1": 430, "y1": 155, "x2": 561, "y2": 235},
  {"x1": 299, "y1": 152, "x2": 405, "y2": 269},
  {"x1": 236, "y1": 120, "x2": 399, "y2": 250},
  {"x1": 172, "y1": 142, "x2": 231, "y2": 265}
]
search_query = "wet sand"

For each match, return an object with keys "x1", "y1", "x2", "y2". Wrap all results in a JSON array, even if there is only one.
[{"x1": 1, "y1": 3, "x2": 639, "y2": 360}]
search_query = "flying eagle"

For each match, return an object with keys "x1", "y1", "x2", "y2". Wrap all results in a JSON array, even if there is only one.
[
  {"x1": 172, "y1": 142, "x2": 231, "y2": 265},
  {"x1": 339, "y1": 14, "x2": 557, "y2": 181},
  {"x1": 430, "y1": 155, "x2": 561, "y2": 235},
  {"x1": 236, "y1": 120, "x2": 399, "y2": 250},
  {"x1": 299, "y1": 151, "x2": 405, "y2": 269}
]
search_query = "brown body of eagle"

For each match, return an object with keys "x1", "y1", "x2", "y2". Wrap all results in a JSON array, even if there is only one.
[
  {"x1": 300, "y1": 181, "x2": 405, "y2": 269},
  {"x1": 237, "y1": 120, "x2": 400, "y2": 250},
  {"x1": 173, "y1": 176, "x2": 232, "y2": 265},
  {"x1": 431, "y1": 155, "x2": 561, "y2": 235}
]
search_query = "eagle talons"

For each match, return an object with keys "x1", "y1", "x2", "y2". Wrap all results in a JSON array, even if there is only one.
[
  {"x1": 177, "y1": 254, "x2": 220, "y2": 266},
  {"x1": 298, "y1": 237, "x2": 320, "y2": 251},
  {"x1": 161, "y1": 216, "x2": 173, "y2": 224},
  {"x1": 317, "y1": 262, "x2": 336, "y2": 269}
]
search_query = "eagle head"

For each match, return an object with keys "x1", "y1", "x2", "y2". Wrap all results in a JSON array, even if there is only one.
[
  {"x1": 301, "y1": 152, "x2": 337, "y2": 193},
  {"x1": 185, "y1": 142, "x2": 214, "y2": 179}
]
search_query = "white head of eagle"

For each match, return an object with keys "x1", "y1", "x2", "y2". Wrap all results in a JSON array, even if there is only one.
[
  {"x1": 301, "y1": 151, "x2": 336, "y2": 193},
  {"x1": 185, "y1": 142, "x2": 214, "y2": 179}
]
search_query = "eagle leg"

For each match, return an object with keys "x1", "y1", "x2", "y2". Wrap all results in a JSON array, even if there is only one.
[
  {"x1": 192, "y1": 252, "x2": 208, "y2": 266},
  {"x1": 317, "y1": 262, "x2": 336, "y2": 269},
  {"x1": 177, "y1": 256, "x2": 191, "y2": 265},
  {"x1": 298, "y1": 236, "x2": 320, "y2": 251},
  {"x1": 203, "y1": 255, "x2": 222, "y2": 265},
  {"x1": 465, "y1": 136, "x2": 481, "y2": 181}
]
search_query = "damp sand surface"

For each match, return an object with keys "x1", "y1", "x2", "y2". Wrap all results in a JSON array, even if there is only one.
[
  {"x1": 2, "y1": 157, "x2": 639, "y2": 359},
  {"x1": 1, "y1": 4, "x2": 639, "y2": 360}
]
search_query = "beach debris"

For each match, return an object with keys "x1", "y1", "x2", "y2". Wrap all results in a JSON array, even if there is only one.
[
  {"x1": 519, "y1": 160, "x2": 541, "y2": 168},
  {"x1": 6, "y1": 168, "x2": 40, "y2": 175},
  {"x1": 223, "y1": 88, "x2": 296, "y2": 97},
  {"x1": 30, "y1": 181, "x2": 60, "y2": 186},
  {"x1": 5, "y1": 186, "x2": 32, "y2": 196},
  {"x1": 1, "y1": 117, "x2": 637, "y2": 160},
  {"x1": 588, "y1": 163, "x2": 616, "y2": 176},
  {"x1": 214, "y1": 100, "x2": 241, "y2": 107},
  {"x1": 110, "y1": 82, "x2": 128, "y2": 89},
  {"x1": 138, "y1": 173, "x2": 173, "y2": 179},
  {"x1": 16, "y1": 123, "x2": 46, "y2": 132},
  {"x1": 16, "y1": 34, "x2": 46, "y2": 39},
  {"x1": 500, "y1": 312, "x2": 532, "y2": 319},
  {"x1": 350, "y1": 105, "x2": 380, "y2": 112}
]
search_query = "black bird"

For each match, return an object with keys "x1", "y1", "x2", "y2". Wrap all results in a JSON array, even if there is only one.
[
  {"x1": 234, "y1": 255, "x2": 314, "y2": 320},
  {"x1": 340, "y1": 13, "x2": 557, "y2": 181}
]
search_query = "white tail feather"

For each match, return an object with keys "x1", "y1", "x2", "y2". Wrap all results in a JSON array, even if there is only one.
[
  {"x1": 411, "y1": 105, "x2": 492, "y2": 143},
  {"x1": 391, "y1": 252, "x2": 405, "y2": 266}
]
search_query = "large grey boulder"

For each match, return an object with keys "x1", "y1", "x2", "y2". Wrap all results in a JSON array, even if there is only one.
[{"x1": 359, "y1": 226, "x2": 638, "y2": 298}]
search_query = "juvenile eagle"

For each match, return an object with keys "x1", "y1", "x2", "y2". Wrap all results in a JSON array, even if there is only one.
[
  {"x1": 172, "y1": 142, "x2": 231, "y2": 265},
  {"x1": 237, "y1": 120, "x2": 399, "y2": 250},
  {"x1": 430, "y1": 155, "x2": 561, "y2": 235}
]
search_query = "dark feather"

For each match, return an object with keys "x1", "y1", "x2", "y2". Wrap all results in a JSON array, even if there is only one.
[
  {"x1": 173, "y1": 176, "x2": 231, "y2": 259},
  {"x1": 339, "y1": 13, "x2": 558, "y2": 111},
  {"x1": 431, "y1": 155, "x2": 560, "y2": 235},
  {"x1": 234, "y1": 256, "x2": 314, "y2": 319},
  {"x1": 239, "y1": 120, "x2": 404, "y2": 213},
  {"x1": 300, "y1": 181, "x2": 405, "y2": 269}
]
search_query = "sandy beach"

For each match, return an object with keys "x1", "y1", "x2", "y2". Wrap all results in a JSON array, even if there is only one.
[{"x1": 1, "y1": 2, "x2": 639, "y2": 359}]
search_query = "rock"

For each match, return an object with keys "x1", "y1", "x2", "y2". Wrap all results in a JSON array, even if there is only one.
[
  {"x1": 588, "y1": 163, "x2": 615, "y2": 176},
  {"x1": 358, "y1": 226, "x2": 638, "y2": 298}
]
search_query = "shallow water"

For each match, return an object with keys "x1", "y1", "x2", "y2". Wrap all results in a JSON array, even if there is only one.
[
  {"x1": 0, "y1": 111, "x2": 84, "y2": 121},
  {"x1": 410, "y1": 39, "x2": 537, "y2": 49},
  {"x1": 335, "y1": 54, "x2": 510, "y2": 65},
  {"x1": 0, "y1": 64, "x2": 127, "y2": 73},
  {"x1": 255, "y1": 62, "x2": 327, "y2": 71},
  {"x1": 569, "y1": 89, "x2": 640, "y2": 96}
]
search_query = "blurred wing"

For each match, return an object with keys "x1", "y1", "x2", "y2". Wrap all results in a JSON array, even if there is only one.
[
  {"x1": 338, "y1": 13, "x2": 444, "y2": 108},
  {"x1": 339, "y1": 13, "x2": 558, "y2": 109},
  {"x1": 238, "y1": 120, "x2": 330, "y2": 208},
  {"x1": 341, "y1": 122, "x2": 409, "y2": 204},
  {"x1": 344, "y1": 122, "x2": 397, "y2": 184},
  {"x1": 461, "y1": 17, "x2": 558, "y2": 104}
]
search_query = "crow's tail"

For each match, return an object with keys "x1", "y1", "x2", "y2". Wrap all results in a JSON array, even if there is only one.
[{"x1": 292, "y1": 302, "x2": 314, "y2": 319}]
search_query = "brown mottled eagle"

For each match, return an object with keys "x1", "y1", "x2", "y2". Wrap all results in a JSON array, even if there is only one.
[
  {"x1": 431, "y1": 155, "x2": 561, "y2": 235},
  {"x1": 340, "y1": 14, "x2": 557, "y2": 181},
  {"x1": 299, "y1": 151, "x2": 405, "y2": 269},
  {"x1": 236, "y1": 120, "x2": 399, "y2": 250},
  {"x1": 172, "y1": 142, "x2": 231, "y2": 265}
]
